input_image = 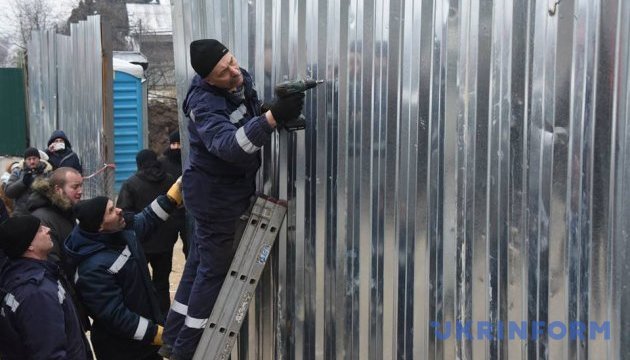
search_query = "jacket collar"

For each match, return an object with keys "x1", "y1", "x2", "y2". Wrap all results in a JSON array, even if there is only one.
[{"x1": 0, "y1": 258, "x2": 58, "y2": 291}]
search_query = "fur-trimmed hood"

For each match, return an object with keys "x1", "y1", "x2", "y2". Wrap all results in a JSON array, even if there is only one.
[
  {"x1": 27, "y1": 176, "x2": 73, "y2": 212},
  {"x1": 15, "y1": 158, "x2": 54, "y2": 175}
]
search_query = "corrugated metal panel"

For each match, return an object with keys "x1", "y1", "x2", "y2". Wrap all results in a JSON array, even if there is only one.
[
  {"x1": 27, "y1": 15, "x2": 114, "y2": 198},
  {"x1": 27, "y1": 30, "x2": 57, "y2": 149},
  {"x1": 172, "y1": 0, "x2": 630, "y2": 359},
  {"x1": 0, "y1": 68, "x2": 27, "y2": 155},
  {"x1": 113, "y1": 71, "x2": 144, "y2": 192}
]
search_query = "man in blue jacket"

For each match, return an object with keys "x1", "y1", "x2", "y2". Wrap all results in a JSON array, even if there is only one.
[
  {"x1": 160, "y1": 39, "x2": 304, "y2": 359},
  {"x1": 0, "y1": 215, "x2": 92, "y2": 359},
  {"x1": 65, "y1": 179, "x2": 183, "y2": 360},
  {"x1": 117, "y1": 149, "x2": 179, "y2": 317}
]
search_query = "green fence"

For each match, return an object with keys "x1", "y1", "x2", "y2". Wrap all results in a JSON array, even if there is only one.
[{"x1": 0, "y1": 68, "x2": 27, "y2": 156}]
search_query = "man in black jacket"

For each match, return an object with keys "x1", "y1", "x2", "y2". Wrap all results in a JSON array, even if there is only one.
[
  {"x1": 65, "y1": 179, "x2": 183, "y2": 360},
  {"x1": 46, "y1": 130, "x2": 83, "y2": 174},
  {"x1": 160, "y1": 130, "x2": 183, "y2": 179},
  {"x1": 117, "y1": 149, "x2": 180, "y2": 316},
  {"x1": 27, "y1": 167, "x2": 83, "y2": 265},
  {"x1": 159, "y1": 131, "x2": 189, "y2": 259}
]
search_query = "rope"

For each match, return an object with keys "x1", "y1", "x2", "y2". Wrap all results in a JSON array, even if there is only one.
[{"x1": 83, "y1": 163, "x2": 116, "y2": 180}]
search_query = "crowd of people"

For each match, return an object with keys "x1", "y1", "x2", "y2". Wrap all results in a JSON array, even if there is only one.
[{"x1": 0, "y1": 38, "x2": 305, "y2": 360}]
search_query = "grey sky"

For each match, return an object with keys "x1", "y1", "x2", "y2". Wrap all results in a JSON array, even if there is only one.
[{"x1": 0, "y1": 0, "x2": 78, "y2": 37}]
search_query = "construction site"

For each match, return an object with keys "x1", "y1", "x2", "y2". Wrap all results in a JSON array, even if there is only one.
[{"x1": 0, "y1": 0, "x2": 629, "y2": 359}]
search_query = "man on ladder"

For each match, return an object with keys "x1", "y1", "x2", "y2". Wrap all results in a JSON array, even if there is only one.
[{"x1": 159, "y1": 39, "x2": 305, "y2": 360}]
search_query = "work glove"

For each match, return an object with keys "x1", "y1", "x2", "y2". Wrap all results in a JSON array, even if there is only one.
[
  {"x1": 166, "y1": 176, "x2": 183, "y2": 207},
  {"x1": 269, "y1": 93, "x2": 305, "y2": 128},
  {"x1": 152, "y1": 325, "x2": 164, "y2": 346},
  {"x1": 22, "y1": 170, "x2": 34, "y2": 187}
]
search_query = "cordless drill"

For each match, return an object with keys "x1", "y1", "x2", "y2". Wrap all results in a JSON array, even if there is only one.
[{"x1": 274, "y1": 79, "x2": 324, "y2": 131}]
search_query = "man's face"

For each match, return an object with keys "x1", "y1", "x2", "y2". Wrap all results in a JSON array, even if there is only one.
[
  {"x1": 100, "y1": 200, "x2": 126, "y2": 232},
  {"x1": 57, "y1": 171, "x2": 83, "y2": 205},
  {"x1": 25, "y1": 156, "x2": 40, "y2": 169},
  {"x1": 29, "y1": 225, "x2": 53, "y2": 256},
  {"x1": 207, "y1": 52, "x2": 243, "y2": 90},
  {"x1": 170, "y1": 141, "x2": 181, "y2": 150}
]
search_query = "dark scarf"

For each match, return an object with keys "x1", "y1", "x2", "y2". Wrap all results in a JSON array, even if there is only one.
[{"x1": 164, "y1": 148, "x2": 182, "y2": 165}]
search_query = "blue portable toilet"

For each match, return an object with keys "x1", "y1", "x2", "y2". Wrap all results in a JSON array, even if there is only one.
[{"x1": 112, "y1": 58, "x2": 147, "y2": 192}]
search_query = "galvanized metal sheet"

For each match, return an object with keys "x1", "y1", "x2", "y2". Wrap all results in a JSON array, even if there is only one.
[
  {"x1": 27, "y1": 15, "x2": 114, "y2": 198},
  {"x1": 171, "y1": 0, "x2": 630, "y2": 359}
]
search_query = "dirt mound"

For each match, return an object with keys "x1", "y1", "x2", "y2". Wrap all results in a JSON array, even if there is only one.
[{"x1": 148, "y1": 98, "x2": 179, "y2": 154}]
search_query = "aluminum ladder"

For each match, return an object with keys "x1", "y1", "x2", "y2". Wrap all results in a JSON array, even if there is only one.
[{"x1": 193, "y1": 195, "x2": 287, "y2": 360}]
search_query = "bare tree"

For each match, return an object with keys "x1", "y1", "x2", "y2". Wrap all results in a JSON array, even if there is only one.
[
  {"x1": 0, "y1": 36, "x2": 12, "y2": 66},
  {"x1": 4, "y1": 0, "x2": 53, "y2": 49},
  {"x1": 1, "y1": 0, "x2": 72, "y2": 66}
]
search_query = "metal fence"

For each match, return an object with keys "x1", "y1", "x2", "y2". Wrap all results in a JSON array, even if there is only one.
[
  {"x1": 171, "y1": 0, "x2": 630, "y2": 359},
  {"x1": 27, "y1": 15, "x2": 114, "y2": 198}
]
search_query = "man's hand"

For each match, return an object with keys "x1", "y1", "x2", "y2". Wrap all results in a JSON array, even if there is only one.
[
  {"x1": 22, "y1": 170, "x2": 34, "y2": 187},
  {"x1": 269, "y1": 93, "x2": 305, "y2": 128},
  {"x1": 166, "y1": 176, "x2": 183, "y2": 207}
]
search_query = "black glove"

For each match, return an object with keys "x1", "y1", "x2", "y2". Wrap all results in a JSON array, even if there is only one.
[
  {"x1": 122, "y1": 211, "x2": 136, "y2": 229},
  {"x1": 260, "y1": 102, "x2": 272, "y2": 114},
  {"x1": 269, "y1": 93, "x2": 305, "y2": 127},
  {"x1": 22, "y1": 170, "x2": 34, "y2": 187}
]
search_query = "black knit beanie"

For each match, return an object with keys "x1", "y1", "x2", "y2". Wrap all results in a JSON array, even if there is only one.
[
  {"x1": 169, "y1": 130, "x2": 180, "y2": 144},
  {"x1": 190, "y1": 39, "x2": 229, "y2": 78},
  {"x1": 0, "y1": 215, "x2": 41, "y2": 259},
  {"x1": 74, "y1": 196, "x2": 109, "y2": 233},
  {"x1": 136, "y1": 149, "x2": 158, "y2": 170},
  {"x1": 23, "y1": 147, "x2": 41, "y2": 159}
]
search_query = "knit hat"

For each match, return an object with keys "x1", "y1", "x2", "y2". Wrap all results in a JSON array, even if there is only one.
[
  {"x1": 136, "y1": 149, "x2": 158, "y2": 170},
  {"x1": 24, "y1": 147, "x2": 41, "y2": 159},
  {"x1": 74, "y1": 196, "x2": 109, "y2": 233},
  {"x1": 190, "y1": 39, "x2": 229, "y2": 78},
  {"x1": 0, "y1": 215, "x2": 41, "y2": 259},
  {"x1": 169, "y1": 130, "x2": 180, "y2": 144}
]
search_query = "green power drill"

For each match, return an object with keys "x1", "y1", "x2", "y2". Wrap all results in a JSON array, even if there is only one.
[{"x1": 274, "y1": 79, "x2": 324, "y2": 131}]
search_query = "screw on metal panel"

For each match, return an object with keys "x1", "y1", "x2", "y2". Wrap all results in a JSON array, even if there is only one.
[{"x1": 549, "y1": 0, "x2": 561, "y2": 16}]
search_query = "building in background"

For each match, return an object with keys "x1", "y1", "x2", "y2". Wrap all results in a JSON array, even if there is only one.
[
  {"x1": 126, "y1": 0, "x2": 178, "y2": 154},
  {"x1": 126, "y1": 0, "x2": 174, "y2": 96}
]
